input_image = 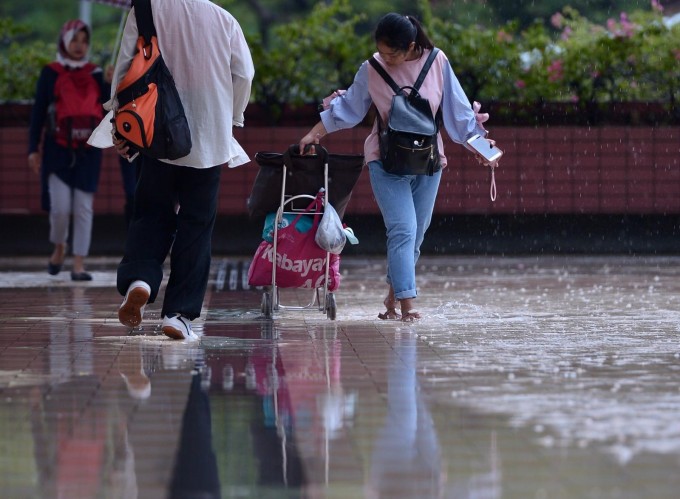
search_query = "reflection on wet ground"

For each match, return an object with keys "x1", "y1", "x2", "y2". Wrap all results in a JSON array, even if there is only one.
[{"x1": 1, "y1": 255, "x2": 680, "y2": 498}]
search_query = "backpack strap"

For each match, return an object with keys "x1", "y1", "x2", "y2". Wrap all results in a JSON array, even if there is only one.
[
  {"x1": 368, "y1": 57, "x2": 403, "y2": 96},
  {"x1": 132, "y1": 0, "x2": 156, "y2": 45},
  {"x1": 368, "y1": 47, "x2": 440, "y2": 95},
  {"x1": 413, "y1": 48, "x2": 439, "y2": 91},
  {"x1": 48, "y1": 61, "x2": 98, "y2": 74},
  {"x1": 48, "y1": 62, "x2": 66, "y2": 74}
]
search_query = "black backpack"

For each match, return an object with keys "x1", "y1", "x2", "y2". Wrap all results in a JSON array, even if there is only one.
[{"x1": 369, "y1": 48, "x2": 441, "y2": 176}]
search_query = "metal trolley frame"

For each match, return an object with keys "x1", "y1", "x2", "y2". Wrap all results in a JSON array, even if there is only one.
[{"x1": 260, "y1": 149, "x2": 337, "y2": 320}]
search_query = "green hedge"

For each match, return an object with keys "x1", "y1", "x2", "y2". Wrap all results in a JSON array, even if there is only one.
[{"x1": 3, "y1": 0, "x2": 679, "y2": 124}]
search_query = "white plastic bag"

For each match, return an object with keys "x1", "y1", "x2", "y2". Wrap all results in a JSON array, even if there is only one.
[{"x1": 315, "y1": 202, "x2": 346, "y2": 254}]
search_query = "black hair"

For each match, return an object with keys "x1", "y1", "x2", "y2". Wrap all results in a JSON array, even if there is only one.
[{"x1": 374, "y1": 13, "x2": 434, "y2": 54}]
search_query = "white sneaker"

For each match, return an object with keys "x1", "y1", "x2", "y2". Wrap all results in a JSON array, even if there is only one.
[
  {"x1": 118, "y1": 280, "x2": 151, "y2": 327},
  {"x1": 162, "y1": 313, "x2": 197, "y2": 340}
]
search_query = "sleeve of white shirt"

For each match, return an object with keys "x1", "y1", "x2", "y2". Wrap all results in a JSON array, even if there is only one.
[
  {"x1": 320, "y1": 62, "x2": 372, "y2": 133},
  {"x1": 441, "y1": 59, "x2": 486, "y2": 144},
  {"x1": 230, "y1": 21, "x2": 254, "y2": 127}
]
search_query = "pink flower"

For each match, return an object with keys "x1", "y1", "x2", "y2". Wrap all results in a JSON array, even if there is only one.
[
  {"x1": 607, "y1": 14, "x2": 638, "y2": 38},
  {"x1": 651, "y1": 1, "x2": 664, "y2": 12},
  {"x1": 548, "y1": 59, "x2": 563, "y2": 82},
  {"x1": 515, "y1": 79, "x2": 526, "y2": 89},
  {"x1": 570, "y1": 95, "x2": 579, "y2": 103},
  {"x1": 619, "y1": 13, "x2": 636, "y2": 37},
  {"x1": 551, "y1": 12, "x2": 565, "y2": 28},
  {"x1": 560, "y1": 26, "x2": 573, "y2": 40},
  {"x1": 496, "y1": 30, "x2": 513, "y2": 43}
]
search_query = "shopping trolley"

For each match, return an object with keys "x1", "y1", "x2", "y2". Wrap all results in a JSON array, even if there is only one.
[{"x1": 247, "y1": 145, "x2": 363, "y2": 320}]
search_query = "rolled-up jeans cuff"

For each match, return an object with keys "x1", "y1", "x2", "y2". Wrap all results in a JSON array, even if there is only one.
[{"x1": 394, "y1": 289, "x2": 417, "y2": 300}]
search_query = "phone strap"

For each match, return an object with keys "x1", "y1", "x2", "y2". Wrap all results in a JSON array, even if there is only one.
[{"x1": 489, "y1": 166, "x2": 497, "y2": 202}]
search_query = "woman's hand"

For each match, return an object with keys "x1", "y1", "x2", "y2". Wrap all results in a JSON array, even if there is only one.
[
  {"x1": 28, "y1": 152, "x2": 41, "y2": 175},
  {"x1": 468, "y1": 137, "x2": 501, "y2": 168},
  {"x1": 473, "y1": 101, "x2": 489, "y2": 131},
  {"x1": 484, "y1": 138, "x2": 501, "y2": 168},
  {"x1": 299, "y1": 121, "x2": 327, "y2": 155}
]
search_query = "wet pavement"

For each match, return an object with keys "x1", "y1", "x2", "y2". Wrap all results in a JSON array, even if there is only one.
[{"x1": 1, "y1": 254, "x2": 680, "y2": 499}]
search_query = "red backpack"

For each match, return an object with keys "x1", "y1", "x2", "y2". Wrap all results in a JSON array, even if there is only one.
[{"x1": 47, "y1": 62, "x2": 103, "y2": 149}]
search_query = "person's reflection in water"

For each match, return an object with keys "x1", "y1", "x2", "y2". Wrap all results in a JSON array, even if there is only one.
[
  {"x1": 366, "y1": 333, "x2": 445, "y2": 499},
  {"x1": 168, "y1": 358, "x2": 221, "y2": 499},
  {"x1": 118, "y1": 340, "x2": 205, "y2": 498},
  {"x1": 48, "y1": 286, "x2": 94, "y2": 378},
  {"x1": 249, "y1": 343, "x2": 304, "y2": 489},
  {"x1": 203, "y1": 323, "x2": 305, "y2": 492},
  {"x1": 112, "y1": 341, "x2": 153, "y2": 499},
  {"x1": 30, "y1": 289, "x2": 133, "y2": 498}
]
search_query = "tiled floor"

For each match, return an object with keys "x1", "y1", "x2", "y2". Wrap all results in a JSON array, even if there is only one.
[{"x1": 1, "y1": 255, "x2": 680, "y2": 498}]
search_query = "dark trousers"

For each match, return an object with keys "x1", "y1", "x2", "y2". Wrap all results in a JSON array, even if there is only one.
[
  {"x1": 117, "y1": 155, "x2": 222, "y2": 320},
  {"x1": 170, "y1": 373, "x2": 220, "y2": 498},
  {"x1": 119, "y1": 156, "x2": 138, "y2": 228}
]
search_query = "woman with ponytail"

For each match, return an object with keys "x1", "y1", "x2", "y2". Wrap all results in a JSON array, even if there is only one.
[{"x1": 299, "y1": 13, "x2": 499, "y2": 322}]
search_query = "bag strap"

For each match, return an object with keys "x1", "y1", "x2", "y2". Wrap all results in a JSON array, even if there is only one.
[
  {"x1": 132, "y1": 0, "x2": 156, "y2": 45},
  {"x1": 368, "y1": 57, "x2": 402, "y2": 95},
  {"x1": 48, "y1": 62, "x2": 66, "y2": 75},
  {"x1": 413, "y1": 48, "x2": 439, "y2": 91},
  {"x1": 368, "y1": 47, "x2": 440, "y2": 95}
]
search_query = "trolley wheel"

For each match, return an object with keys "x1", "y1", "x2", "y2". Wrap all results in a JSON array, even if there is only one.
[
  {"x1": 261, "y1": 292, "x2": 273, "y2": 319},
  {"x1": 326, "y1": 292, "x2": 337, "y2": 320}
]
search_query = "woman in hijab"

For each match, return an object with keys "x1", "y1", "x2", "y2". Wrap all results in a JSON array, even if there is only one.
[{"x1": 28, "y1": 20, "x2": 113, "y2": 281}]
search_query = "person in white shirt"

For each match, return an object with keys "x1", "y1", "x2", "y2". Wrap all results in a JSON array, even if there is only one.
[{"x1": 97, "y1": 0, "x2": 254, "y2": 340}]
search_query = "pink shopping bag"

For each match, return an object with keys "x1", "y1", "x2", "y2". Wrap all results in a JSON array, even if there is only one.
[{"x1": 248, "y1": 193, "x2": 341, "y2": 291}]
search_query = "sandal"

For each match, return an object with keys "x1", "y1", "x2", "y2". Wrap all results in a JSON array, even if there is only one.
[
  {"x1": 378, "y1": 295, "x2": 401, "y2": 320},
  {"x1": 401, "y1": 310, "x2": 421, "y2": 322},
  {"x1": 378, "y1": 309, "x2": 402, "y2": 320}
]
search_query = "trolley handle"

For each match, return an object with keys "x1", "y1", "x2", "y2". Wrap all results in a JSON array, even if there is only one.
[{"x1": 284, "y1": 143, "x2": 329, "y2": 165}]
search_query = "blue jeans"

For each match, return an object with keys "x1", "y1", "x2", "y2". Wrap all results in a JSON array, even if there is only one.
[{"x1": 368, "y1": 160, "x2": 442, "y2": 300}]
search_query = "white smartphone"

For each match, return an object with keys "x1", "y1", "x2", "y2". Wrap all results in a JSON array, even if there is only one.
[{"x1": 467, "y1": 134, "x2": 503, "y2": 163}]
